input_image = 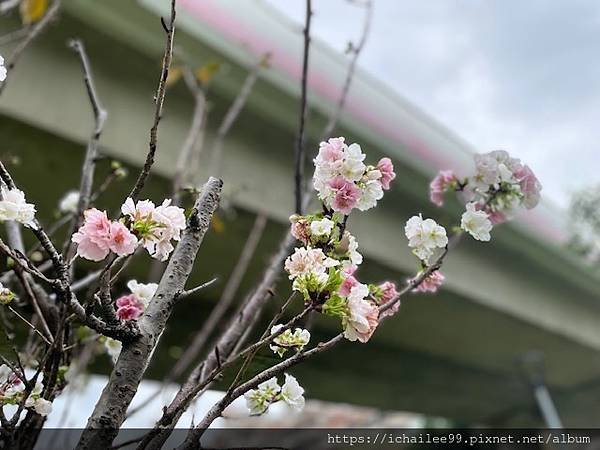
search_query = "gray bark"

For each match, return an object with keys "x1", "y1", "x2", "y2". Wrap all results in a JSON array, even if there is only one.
[{"x1": 76, "y1": 177, "x2": 222, "y2": 450}]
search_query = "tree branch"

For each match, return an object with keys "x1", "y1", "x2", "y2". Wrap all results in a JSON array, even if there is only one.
[
  {"x1": 0, "y1": 0, "x2": 61, "y2": 96},
  {"x1": 64, "y1": 38, "x2": 107, "y2": 264},
  {"x1": 293, "y1": 0, "x2": 312, "y2": 214},
  {"x1": 76, "y1": 176, "x2": 222, "y2": 450},
  {"x1": 127, "y1": 0, "x2": 177, "y2": 201},
  {"x1": 207, "y1": 56, "x2": 267, "y2": 177},
  {"x1": 320, "y1": 0, "x2": 372, "y2": 139},
  {"x1": 169, "y1": 213, "x2": 267, "y2": 381}
]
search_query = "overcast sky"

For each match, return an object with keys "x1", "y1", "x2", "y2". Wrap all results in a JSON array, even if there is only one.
[{"x1": 264, "y1": 0, "x2": 600, "y2": 209}]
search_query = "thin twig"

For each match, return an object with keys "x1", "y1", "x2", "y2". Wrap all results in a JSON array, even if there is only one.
[
  {"x1": 178, "y1": 237, "x2": 459, "y2": 447},
  {"x1": 321, "y1": 0, "x2": 372, "y2": 139},
  {"x1": 293, "y1": 0, "x2": 312, "y2": 214},
  {"x1": 0, "y1": 0, "x2": 61, "y2": 96},
  {"x1": 172, "y1": 67, "x2": 206, "y2": 205},
  {"x1": 64, "y1": 38, "x2": 108, "y2": 267},
  {"x1": 208, "y1": 55, "x2": 268, "y2": 177},
  {"x1": 7, "y1": 306, "x2": 52, "y2": 346},
  {"x1": 127, "y1": 0, "x2": 177, "y2": 201},
  {"x1": 169, "y1": 213, "x2": 267, "y2": 380},
  {"x1": 176, "y1": 277, "x2": 219, "y2": 300}
]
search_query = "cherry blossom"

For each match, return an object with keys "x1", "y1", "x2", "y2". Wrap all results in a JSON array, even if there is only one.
[
  {"x1": 404, "y1": 215, "x2": 448, "y2": 262},
  {"x1": 429, "y1": 170, "x2": 457, "y2": 207},
  {"x1": 412, "y1": 271, "x2": 445, "y2": 293},
  {"x1": 122, "y1": 197, "x2": 186, "y2": 261},
  {"x1": 108, "y1": 222, "x2": 138, "y2": 257},
  {"x1": 115, "y1": 294, "x2": 144, "y2": 321},
  {"x1": 0, "y1": 187, "x2": 36, "y2": 228},
  {"x1": 126, "y1": 280, "x2": 158, "y2": 308},
  {"x1": 58, "y1": 190, "x2": 80, "y2": 214},
  {"x1": 514, "y1": 164, "x2": 542, "y2": 209},
  {"x1": 338, "y1": 265, "x2": 359, "y2": 297},
  {"x1": 103, "y1": 337, "x2": 122, "y2": 363},
  {"x1": 72, "y1": 208, "x2": 112, "y2": 261},
  {"x1": 270, "y1": 325, "x2": 310, "y2": 357},
  {"x1": 342, "y1": 284, "x2": 379, "y2": 343},
  {"x1": 310, "y1": 217, "x2": 334, "y2": 237},
  {"x1": 280, "y1": 374, "x2": 305, "y2": 411},
  {"x1": 461, "y1": 202, "x2": 492, "y2": 242},
  {"x1": 313, "y1": 138, "x2": 391, "y2": 215},
  {"x1": 377, "y1": 157, "x2": 396, "y2": 190},
  {"x1": 284, "y1": 247, "x2": 339, "y2": 281},
  {"x1": 328, "y1": 176, "x2": 361, "y2": 214},
  {"x1": 289, "y1": 214, "x2": 311, "y2": 244},
  {"x1": 244, "y1": 377, "x2": 281, "y2": 415},
  {"x1": 377, "y1": 281, "x2": 401, "y2": 318}
]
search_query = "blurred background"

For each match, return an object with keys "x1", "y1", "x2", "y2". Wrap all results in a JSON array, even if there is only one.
[{"x1": 1, "y1": 0, "x2": 600, "y2": 431}]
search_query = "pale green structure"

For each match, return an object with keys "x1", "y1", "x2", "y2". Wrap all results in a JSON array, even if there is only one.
[{"x1": 1, "y1": 0, "x2": 599, "y2": 427}]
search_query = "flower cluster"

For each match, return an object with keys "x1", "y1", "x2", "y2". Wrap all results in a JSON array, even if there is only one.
[
  {"x1": 115, "y1": 280, "x2": 158, "y2": 321},
  {"x1": 285, "y1": 215, "x2": 383, "y2": 343},
  {"x1": 121, "y1": 198, "x2": 186, "y2": 261},
  {"x1": 0, "y1": 187, "x2": 36, "y2": 228},
  {"x1": 270, "y1": 325, "x2": 310, "y2": 357},
  {"x1": 313, "y1": 137, "x2": 395, "y2": 215},
  {"x1": 429, "y1": 150, "x2": 542, "y2": 241},
  {"x1": 0, "y1": 365, "x2": 52, "y2": 416},
  {"x1": 244, "y1": 374, "x2": 305, "y2": 415},
  {"x1": 0, "y1": 55, "x2": 6, "y2": 82},
  {"x1": 284, "y1": 138, "x2": 401, "y2": 344},
  {"x1": 72, "y1": 209, "x2": 137, "y2": 261},
  {"x1": 72, "y1": 197, "x2": 186, "y2": 262}
]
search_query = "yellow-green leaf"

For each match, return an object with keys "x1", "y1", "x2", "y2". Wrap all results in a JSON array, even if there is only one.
[
  {"x1": 20, "y1": 0, "x2": 49, "y2": 25},
  {"x1": 195, "y1": 61, "x2": 222, "y2": 85},
  {"x1": 165, "y1": 66, "x2": 183, "y2": 88},
  {"x1": 211, "y1": 214, "x2": 225, "y2": 234}
]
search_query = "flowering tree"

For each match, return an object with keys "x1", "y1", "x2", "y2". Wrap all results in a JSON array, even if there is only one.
[{"x1": 0, "y1": 1, "x2": 542, "y2": 449}]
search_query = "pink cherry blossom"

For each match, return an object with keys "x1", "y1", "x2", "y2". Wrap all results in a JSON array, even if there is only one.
[
  {"x1": 328, "y1": 176, "x2": 360, "y2": 215},
  {"x1": 429, "y1": 170, "x2": 457, "y2": 207},
  {"x1": 343, "y1": 284, "x2": 379, "y2": 343},
  {"x1": 338, "y1": 265, "x2": 359, "y2": 297},
  {"x1": 115, "y1": 294, "x2": 144, "y2": 321},
  {"x1": 513, "y1": 164, "x2": 542, "y2": 209},
  {"x1": 108, "y1": 222, "x2": 138, "y2": 257},
  {"x1": 289, "y1": 215, "x2": 311, "y2": 244},
  {"x1": 71, "y1": 208, "x2": 112, "y2": 261},
  {"x1": 412, "y1": 271, "x2": 445, "y2": 293},
  {"x1": 377, "y1": 157, "x2": 396, "y2": 190},
  {"x1": 378, "y1": 281, "x2": 400, "y2": 318},
  {"x1": 71, "y1": 233, "x2": 110, "y2": 261},
  {"x1": 317, "y1": 137, "x2": 345, "y2": 163}
]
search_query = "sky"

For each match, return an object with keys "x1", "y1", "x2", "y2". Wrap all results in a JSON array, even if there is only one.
[{"x1": 263, "y1": 0, "x2": 600, "y2": 209}]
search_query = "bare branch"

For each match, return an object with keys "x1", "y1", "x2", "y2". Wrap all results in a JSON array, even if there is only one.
[
  {"x1": 64, "y1": 38, "x2": 107, "y2": 263},
  {"x1": 169, "y1": 213, "x2": 267, "y2": 380},
  {"x1": 177, "y1": 236, "x2": 460, "y2": 447},
  {"x1": 208, "y1": 56, "x2": 268, "y2": 177},
  {"x1": 171, "y1": 67, "x2": 206, "y2": 205},
  {"x1": 127, "y1": 0, "x2": 177, "y2": 201},
  {"x1": 293, "y1": 0, "x2": 312, "y2": 214},
  {"x1": 321, "y1": 0, "x2": 372, "y2": 139},
  {"x1": 0, "y1": 0, "x2": 61, "y2": 96},
  {"x1": 176, "y1": 277, "x2": 218, "y2": 301}
]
